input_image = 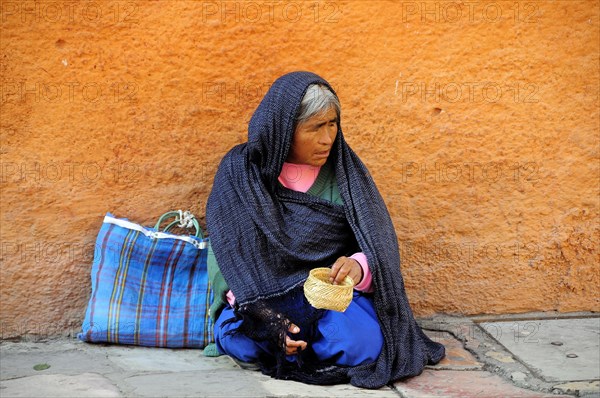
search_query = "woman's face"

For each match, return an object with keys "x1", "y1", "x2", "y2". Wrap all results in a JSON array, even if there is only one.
[{"x1": 286, "y1": 107, "x2": 338, "y2": 166}]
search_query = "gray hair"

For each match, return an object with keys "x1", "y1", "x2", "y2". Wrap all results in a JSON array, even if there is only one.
[{"x1": 295, "y1": 84, "x2": 340, "y2": 125}]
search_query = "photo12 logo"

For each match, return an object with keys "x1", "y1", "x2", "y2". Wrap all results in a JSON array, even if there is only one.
[
  {"x1": 1, "y1": 81, "x2": 138, "y2": 104},
  {"x1": 400, "y1": 2, "x2": 540, "y2": 23},
  {"x1": 396, "y1": 81, "x2": 540, "y2": 104},
  {"x1": 398, "y1": 161, "x2": 540, "y2": 184},
  {"x1": 0, "y1": 240, "x2": 97, "y2": 265},
  {"x1": 201, "y1": 82, "x2": 273, "y2": 104},
  {"x1": 0, "y1": 161, "x2": 141, "y2": 186},
  {"x1": 0, "y1": 2, "x2": 140, "y2": 24},
  {"x1": 199, "y1": 1, "x2": 341, "y2": 23}
]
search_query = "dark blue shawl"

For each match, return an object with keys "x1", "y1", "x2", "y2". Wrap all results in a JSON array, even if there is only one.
[{"x1": 206, "y1": 71, "x2": 444, "y2": 388}]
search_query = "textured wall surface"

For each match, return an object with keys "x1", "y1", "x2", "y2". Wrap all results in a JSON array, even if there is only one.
[{"x1": 1, "y1": 0, "x2": 598, "y2": 338}]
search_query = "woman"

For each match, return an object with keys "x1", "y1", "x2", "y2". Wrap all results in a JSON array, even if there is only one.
[{"x1": 206, "y1": 71, "x2": 444, "y2": 388}]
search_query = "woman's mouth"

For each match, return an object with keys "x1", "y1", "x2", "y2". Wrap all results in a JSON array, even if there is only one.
[{"x1": 314, "y1": 150, "x2": 330, "y2": 158}]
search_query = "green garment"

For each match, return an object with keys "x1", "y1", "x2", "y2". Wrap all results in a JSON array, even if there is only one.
[{"x1": 206, "y1": 158, "x2": 342, "y2": 324}]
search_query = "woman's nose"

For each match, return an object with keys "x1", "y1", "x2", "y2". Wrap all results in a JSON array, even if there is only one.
[{"x1": 319, "y1": 125, "x2": 335, "y2": 145}]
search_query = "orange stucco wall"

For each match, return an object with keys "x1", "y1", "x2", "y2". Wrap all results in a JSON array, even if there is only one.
[{"x1": 1, "y1": 0, "x2": 598, "y2": 338}]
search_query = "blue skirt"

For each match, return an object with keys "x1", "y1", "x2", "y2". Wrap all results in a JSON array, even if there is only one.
[{"x1": 214, "y1": 292, "x2": 383, "y2": 366}]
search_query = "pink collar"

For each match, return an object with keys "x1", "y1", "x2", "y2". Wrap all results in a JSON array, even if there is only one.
[{"x1": 278, "y1": 162, "x2": 321, "y2": 193}]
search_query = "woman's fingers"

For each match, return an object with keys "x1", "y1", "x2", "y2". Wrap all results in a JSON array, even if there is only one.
[
  {"x1": 285, "y1": 323, "x2": 307, "y2": 355},
  {"x1": 285, "y1": 335, "x2": 307, "y2": 355},
  {"x1": 285, "y1": 336, "x2": 307, "y2": 349},
  {"x1": 288, "y1": 323, "x2": 300, "y2": 334},
  {"x1": 329, "y1": 257, "x2": 348, "y2": 284},
  {"x1": 330, "y1": 257, "x2": 362, "y2": 285}
]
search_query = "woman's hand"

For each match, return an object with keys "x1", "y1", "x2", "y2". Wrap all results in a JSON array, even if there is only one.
[
  {"x1": 285, "y1": 323, "x2": 307, "y2": 355},
  {"x1": 330, "y1": 256, "x2": 363, "y2": 286}
]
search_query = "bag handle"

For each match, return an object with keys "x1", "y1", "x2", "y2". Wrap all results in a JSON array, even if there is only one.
[{"x1": 155, "y1": 210, "x2": 203, "y2": 239}]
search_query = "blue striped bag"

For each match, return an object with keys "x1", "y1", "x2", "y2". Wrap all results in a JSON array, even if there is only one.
[{"x1": 78, "y1": 211, "x2": 214, "y2": 348}]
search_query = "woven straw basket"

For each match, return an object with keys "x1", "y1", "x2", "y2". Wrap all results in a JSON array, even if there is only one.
[{"x1": 303, "y1": 267, "x2": 354, "y2": 312}]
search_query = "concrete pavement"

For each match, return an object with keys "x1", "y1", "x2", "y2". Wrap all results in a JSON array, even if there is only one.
[{"x1": 1, "y1": 314, "x2": 598, "y2": 398}]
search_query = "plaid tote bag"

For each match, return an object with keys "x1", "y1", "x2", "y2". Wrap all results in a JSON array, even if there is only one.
[{"x1": 79, "y1": 211, "x2": 214, "y2": 348}]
